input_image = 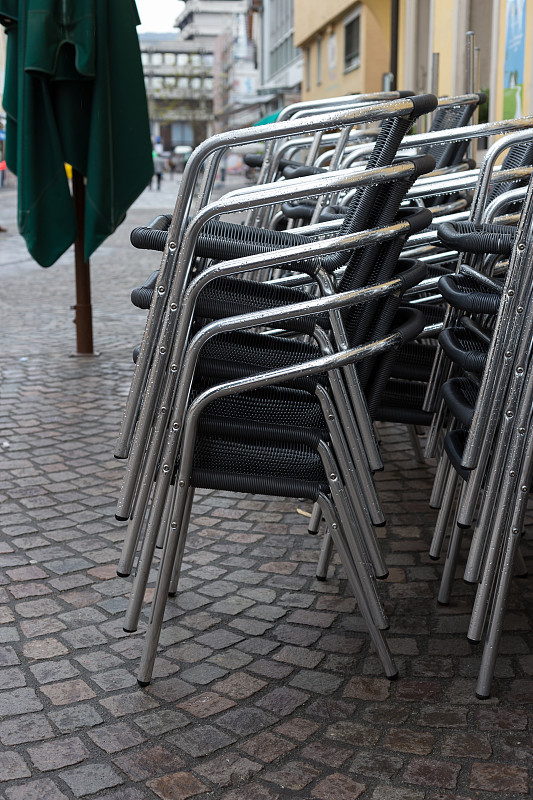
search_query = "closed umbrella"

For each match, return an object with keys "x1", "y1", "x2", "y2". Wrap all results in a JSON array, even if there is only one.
[{"x1": 0, "y1": 0, "x2": 153, "y2": 352}]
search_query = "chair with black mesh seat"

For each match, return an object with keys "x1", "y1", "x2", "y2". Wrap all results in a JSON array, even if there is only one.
[
  {"x1": 116, "y1": 160, "x2": 435, "y2": 587},
  {"x1": 128, "y1": 296, "x2": 427, "y2": 686},
  {"x1": 115, "y1": 106, "x2": 438, "y2": 541},
  {"x1": 422, "y1": 173, "x2": 533, "y2": 698},
  {"x1": 117, "y1": 95, "x2": 438, "y2": 487},
  {"x1": 115, "y1": 96, "x2": 430, "y2": 465},
  {"x1": 121, "y1": 252, "x2": 429, "y2": 628}
]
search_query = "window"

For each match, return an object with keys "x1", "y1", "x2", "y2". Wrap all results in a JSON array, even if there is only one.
[
  {"x1": 164, "y1": 53, "x2": 176, "y2": 66},
  {"x1": 344, "y1": 8, "x2": 361, "y2": 72},
  {"x1": 305, "y1": 46, "x2": 311, "y2": 91},
  {"x1": 316, "y1": 36, "x2": 322, "y2": 85}
]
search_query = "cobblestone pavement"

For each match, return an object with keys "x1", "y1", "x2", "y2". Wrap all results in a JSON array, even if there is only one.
[{"x1": 1, "y1": 175, "x2": 533, "y2": 800}]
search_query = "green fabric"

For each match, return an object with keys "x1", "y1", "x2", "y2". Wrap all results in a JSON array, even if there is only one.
[
  {"x1": 0, "y1": 0, "x2": 153, "y2": 267},
  {"x1": 253, "y1": 110, "x2": 281, "y2": 126}
]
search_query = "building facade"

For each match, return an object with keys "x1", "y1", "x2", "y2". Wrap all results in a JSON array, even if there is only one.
[
  {"x1": 294, "y1": 0, "x2": 533, "y2": 123},
  {"x1": 397, "y1": 0, "x2": 533, "y2": 121},
  {"x1": 139, "y1": 34, "x2": 214, "y2": 150},
  {"x1": 294, "y1": 0, "x2": 391, "y2": 101},
  {"x1": 251, "y1": 0, "x2": 303, "y2": 116},
  {"x1": 213, "y1": 14, "x2": 261, "y2": 132},
  {"x1": 139, "y1": 0, "x2": 251, "y2": 150}
]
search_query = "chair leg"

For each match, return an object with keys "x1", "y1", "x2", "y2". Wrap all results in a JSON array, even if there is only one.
[
  {"x1": 429, "y1": 445, "x2": 452, "y2": 510},
  {"x1": 157, "y1": 484, "x2": 175, "y2": 550},
  {"x1": 308, "y1": 501, "x2": 323, "y2": 535},
  {"x1": 123, "y1": 477, "x2": 178, "y2": 633},
  {"x1": 317, "y1": 443, "x2": 389, "y2": 631},
  {"x1": 169, "y1": 488, "x2": 195, "y2": 596},
  {"x1": 475, "y1": 526, "x2": 521, "y2": 699},
  {"x1": 319, "y1": 495, "x2": 398, "y2": 679},
  {"x1": 437, "y1": 520, "x2": 465, "y2": 605},
  {"x1": 316, "y1": 531, "x2": 334, "y2": 580},
  {"x1": 137, "y1": 477, "x2": 191, "y2": 685},
  {"x1": 315, "y1": 385, "x2": 387, "y2": 578},
  {"x1": 429, "y1": 462, "x2": 460, "y2": 559},
  {"x1": 407, "y1": 424, "x2": 426, "y2": 464}
]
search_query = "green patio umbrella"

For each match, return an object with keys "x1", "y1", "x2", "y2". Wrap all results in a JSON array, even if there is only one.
[{"x1": 0, "y1": 0, "x2": 153, "y2": 352}]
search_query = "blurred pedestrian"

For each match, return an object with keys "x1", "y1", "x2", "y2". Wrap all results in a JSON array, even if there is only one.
[{"x1": 152, "y1": 152, "x2": 165, "y2": 190}]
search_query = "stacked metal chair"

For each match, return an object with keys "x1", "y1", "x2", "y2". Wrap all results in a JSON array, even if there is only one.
[
  {"x1": 419, "y1": 130, "x2": 533, "y2": 698},
  {"x1": 112, "y1": 94, "x2": 445, "y2": 685}
]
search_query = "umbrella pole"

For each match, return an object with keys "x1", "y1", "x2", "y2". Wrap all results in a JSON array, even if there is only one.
[{"x1": 72, "y1": 169, "x2": 94, "y2": 355}]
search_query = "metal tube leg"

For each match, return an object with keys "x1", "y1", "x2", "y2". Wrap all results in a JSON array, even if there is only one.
[
  {"x1": 308, "y1": 501, "x2": 323, "y2": 535},
  {"x1": 318, "y1": 444, "x2": 388, "y2": 631},
  {"x1": 117, "y1": 503, "x2": 147, "y2": 578},
  {"x1": 327, "y1": 371, "x2": 385, "y2": 526},
  {"x1": 475, "y1": 527, "x2": 521, "y2": 699},
  {"x1": 123, "y1": 477, "x2": 179, "y2": 634},
  {"x1": 137, "y1": 479, "x2": 191, "y2": 685},
  {"x1": 168, "y1": 488, "x2": 195, "y2": 596},
  {"x1": 467, "y1": 476, "x2": 511, "y2": 642},
  {"x1": 316, "y1": 531, "x2": 334, "y2": 580},
  {"x1": 429, "y1": 462, "x2": 459, "y2": 559},
  {"x1": 407, "y1": 425, "x2": 426, "y2": 464},
  {"x1": 116, "y1": 434, "x2": 162, "y2": 576},
  {"x1": 319, "y1": 496, "x2": 398, "y2": 679},
  {"x1": 157, "y1": 484, "x2": 176, "y2": 550},
  {"x1": 437, "y1": 520, "x2": 466, "y2": 606},
  {"x1": 429, "y1": 447, "x2": 452, "y2": 510}
]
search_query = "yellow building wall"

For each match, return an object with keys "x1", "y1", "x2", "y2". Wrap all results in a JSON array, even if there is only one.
[
  {"x1": 294, "y1": 0, "x2": 358, "y2": 47},
  {"x1": 296, "y1": 0, "x2": 390, "y2": 101},
  {"x1": 432, "y1": 0, "x2": 455, "y2": 97},
  {"x1": 396, "y1": 0, "x2": 533, "y2": 120}
]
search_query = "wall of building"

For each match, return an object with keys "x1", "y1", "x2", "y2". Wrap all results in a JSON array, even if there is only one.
[
  {"x1": 295, "y1": 0, "x2": 390, "y2": 101},
  {"x1": 396, "y1": 0, "x2": 533, "y2": 123}
]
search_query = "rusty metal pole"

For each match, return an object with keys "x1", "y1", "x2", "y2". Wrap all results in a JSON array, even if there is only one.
[{"x1": 72, "y1": 169, "x2": 94, "y2": 355}]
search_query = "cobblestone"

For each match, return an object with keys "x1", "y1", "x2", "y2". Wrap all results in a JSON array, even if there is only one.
[{"x1": 1, "y1": 181, "x2": 533, "y2": 800}]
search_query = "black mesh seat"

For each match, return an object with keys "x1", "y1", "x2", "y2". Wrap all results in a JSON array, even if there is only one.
[
  {"x1": 441, "y1": 376, "x2": 479, "y2": 427},
  {"x1": 438, "y1": 326, "x2": 488, "y2": 374},
  {"x1": 370, "y1": 378, "x2": 433, "y2": 426},
  {"x1": 438, "y1": 273, "x2": 502, "y2": 315},
  {"x1": 437, "y1": 220, "x2": 515, "y2": 257},
  {"x1": 443, "y1": 428, "x2": 471, "y2": 481}
]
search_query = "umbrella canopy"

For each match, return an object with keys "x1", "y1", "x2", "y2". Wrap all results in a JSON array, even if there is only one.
[{"x1": 0, "y1": 0, "x2": 153, "y2": 267}]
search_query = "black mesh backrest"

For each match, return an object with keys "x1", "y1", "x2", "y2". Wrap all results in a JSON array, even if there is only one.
[
  {"x1": 420, "y1": 100, "x2": 478, "y2": 168},
  {"x1": 487, "y1": 139, "x2": 533, "y2": 203}
]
